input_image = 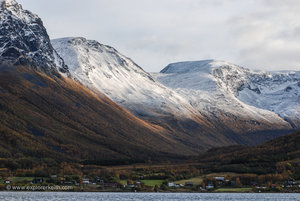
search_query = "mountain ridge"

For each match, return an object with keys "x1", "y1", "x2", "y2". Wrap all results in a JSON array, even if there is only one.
[{"x1": 52, "y1": 36, "x2": 296, "y2": 147}]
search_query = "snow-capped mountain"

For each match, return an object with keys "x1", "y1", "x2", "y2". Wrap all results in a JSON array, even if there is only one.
[
  {"x1": 154, "y1": 60, "x2": 299, "y2": 130},
  {"x1": 52, "y1": 37, "x2": 195, "y2": 118},
  {"x1": 52, "y1": 37, "x2": 296, "y2": 146},
  {"x1": 0, "y1": 0, "x2": 68, "y2": 75}
]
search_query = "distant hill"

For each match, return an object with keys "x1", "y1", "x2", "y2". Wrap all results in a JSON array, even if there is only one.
[{"x1": 199, "y1": 130, "x2": 300, "y2": 178}]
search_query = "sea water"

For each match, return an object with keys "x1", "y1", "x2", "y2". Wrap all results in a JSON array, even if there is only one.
[{"x1": 0, "y1": 192, "x2": 299, "y2": 201}]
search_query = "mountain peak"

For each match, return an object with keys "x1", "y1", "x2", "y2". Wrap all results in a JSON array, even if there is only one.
[
  {"x1": 52, "y1": 37, "x2": 147, "y2": 77},
  {"x1": 160, "y1": 60, "x2": 244, "y2": 74},
  {"x1": 1, "y1": 0, "x2": 18, "y2": 6},
  {"x1": 0, "y1": 0, "x2": 69, "y2": 76},
  {"x1": 53, "y1": 37, "x2": 108, "y2": 54},
  {"x1": 1, "y1": 0, "x2": 27, "y2": 20}
]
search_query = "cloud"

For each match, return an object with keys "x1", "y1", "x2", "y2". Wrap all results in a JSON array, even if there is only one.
[
  {"x1": 229, "y1": 0, "x2": 300, "y2": 70},
  {"x1": 18, "y1": 0, "x2": 300, "y2": 71}
]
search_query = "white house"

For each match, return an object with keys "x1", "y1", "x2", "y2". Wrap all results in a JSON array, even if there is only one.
[
  {"x1": 206, "y1": 184, "x2": 214, "y2": 189},
  {"x1": 215, "y1": 177, "x2": 225, "y2": 181},
  {"x1": 82, "y1": 179, "x2": 90, "y2": 185},
  {"x1": 168, "y1": 182, "x2": 175, "y2": 187}
]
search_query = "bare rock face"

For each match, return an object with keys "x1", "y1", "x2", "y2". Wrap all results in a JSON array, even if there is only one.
[{"x1": 0, "y1": 0, "x2": 69, "y2": 76}]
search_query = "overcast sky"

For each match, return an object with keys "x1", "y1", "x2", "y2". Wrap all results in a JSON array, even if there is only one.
[{"x1": 18, "y1": 0, "x2": 300, "y2": 72}]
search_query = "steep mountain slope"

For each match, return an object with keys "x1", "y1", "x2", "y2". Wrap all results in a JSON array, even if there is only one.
[
  {"x1": 154, "y1": 60, "x2": 297, "y2": 134},
  {"x1": 0, "y1": 0, "x2": 198, "y2": 164},
  {"x1": 0, "y1": 64, "x2": 195, "y2": 164},
  {"x1": 0, "y1": 0, "x2": 68, "y2": 76}
]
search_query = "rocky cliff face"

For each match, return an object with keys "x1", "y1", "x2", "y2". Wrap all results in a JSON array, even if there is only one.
[{"x1": 0, "y1": 0, "x2": 69, "y2": 76}]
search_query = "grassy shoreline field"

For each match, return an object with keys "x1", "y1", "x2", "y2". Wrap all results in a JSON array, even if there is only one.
[{"x1": 1, "y1": 172, "x2": 299, "y2": 193}]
